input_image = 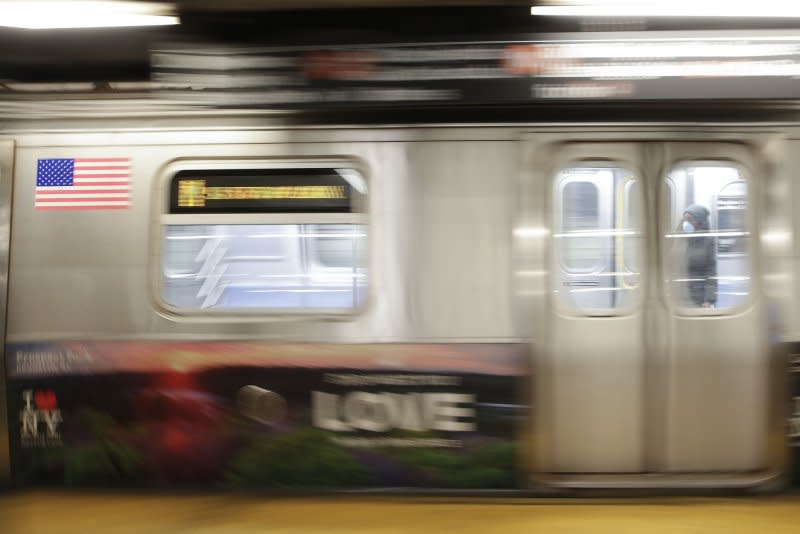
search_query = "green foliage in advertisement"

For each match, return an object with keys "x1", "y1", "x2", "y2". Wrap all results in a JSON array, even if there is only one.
[
  {"x1": 226, "y1": 429, "x2": 373, "y2": 488},
  {"x1": 21, "y1": 407, "x2": 142, "y2": 486},
  {"x1": 63, "y1": 409, "x2": 144, "y2": 485},
  {"x1": 384, "y1": 441, "x2": 517, "y2": 488}
]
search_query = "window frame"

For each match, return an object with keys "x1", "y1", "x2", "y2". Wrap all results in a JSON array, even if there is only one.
[
  {"x1": 622, "y1": 179, "x2": 642, "y2": 276},
  {"x1": 151, "y1": 159, "x2": 370, "y2": 320}
]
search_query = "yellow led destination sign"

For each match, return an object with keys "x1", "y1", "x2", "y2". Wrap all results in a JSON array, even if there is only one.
[
  {"x1": 178, "y1": 180, "x2": 347, "y2": 207},
  {"x1": 170, "y1": 170, "x2": 355, "y2": 214}
]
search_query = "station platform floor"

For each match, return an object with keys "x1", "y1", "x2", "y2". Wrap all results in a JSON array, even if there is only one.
[{"x1": 2, "y1": 491, "x2": 800, "y2": 533}]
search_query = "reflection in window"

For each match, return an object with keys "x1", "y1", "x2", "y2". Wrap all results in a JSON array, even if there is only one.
[
  {"x1": 555, "y1": 167, "x2": 641, "y2": 312},
  {"x1": 717, "y1": 181, "x2": 748, "y2": 255},
  {"x1": 309, "y1": 224, "x2": 367, "y2": 268},
  {"x1": 664, "y1": 165, "x2": 749, "y2": 311},
  {"x1": 162, "y1": 224, "x2": 367, "y2": 311},
  {"x1": 562, "y1": 181, "x2": 601, "y2": 272}
]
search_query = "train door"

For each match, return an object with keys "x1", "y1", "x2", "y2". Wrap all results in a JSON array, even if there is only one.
[
  {"x1": 530, "y1": 139, "x2": 780, "y2": 486},
  {"x1": 0, "y1": 139, "x2": 12, "y2": 488}
]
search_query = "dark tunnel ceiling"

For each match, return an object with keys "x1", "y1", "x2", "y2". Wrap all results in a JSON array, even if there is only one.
[
  {"x1": 3, "y1": 2, "x2": 800, "y2": 83},
  {"x1": 0, "y1": 3, "x2": 525, "y2": 83}
]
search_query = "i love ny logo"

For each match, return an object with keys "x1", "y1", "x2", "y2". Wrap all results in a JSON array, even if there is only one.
[{"x1": 20, "y1": 389, "x2": 62, "y2": 445}]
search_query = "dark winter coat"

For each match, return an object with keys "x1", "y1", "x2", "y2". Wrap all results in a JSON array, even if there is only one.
[
  {"x1": 686, "y1": 231, "x2": 717, "y2": 306},
  {"x1": 682, "y1": 204, "x2": 717, "y2": 306}
]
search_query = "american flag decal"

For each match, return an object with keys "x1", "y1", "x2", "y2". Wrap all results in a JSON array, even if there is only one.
[{"x1": 35, "y1": 157, "x2": 130, "y2": 210}]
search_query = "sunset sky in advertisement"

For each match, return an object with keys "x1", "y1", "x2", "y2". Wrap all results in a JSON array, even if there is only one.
[{"x1": 8, "y1": 342, "x2": 528, "y2": 378}]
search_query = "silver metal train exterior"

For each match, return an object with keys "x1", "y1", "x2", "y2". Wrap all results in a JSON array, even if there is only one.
[{"x1": 0, "y1": 112, "x2": 797, "y2": 493}]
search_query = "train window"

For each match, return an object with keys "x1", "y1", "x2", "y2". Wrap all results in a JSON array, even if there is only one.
[
  {"x1": 158, "y1": 166, "x2": 368, "y2": 314},
  {"x1": 161, "y1": 224, "x2": 367, "y2": 311},
  {"x1": 555, "y1": 167, "x2": 642, "y2": 313},
  {"x1": 664, "y1": 164, "x2": 750, "y2": 312}
]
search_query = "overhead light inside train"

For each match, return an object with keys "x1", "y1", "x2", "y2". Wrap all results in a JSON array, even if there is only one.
[
  {"x1": 530, "y1": 0, "x2": 800, "y2": 18},
  {"x1": 0, "y1": 1, "x2": 179, "y2": 29}
]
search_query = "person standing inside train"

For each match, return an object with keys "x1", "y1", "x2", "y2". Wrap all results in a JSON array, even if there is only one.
[{"x1": 680, "y1": 204, "x2": 717, "y2": 308}]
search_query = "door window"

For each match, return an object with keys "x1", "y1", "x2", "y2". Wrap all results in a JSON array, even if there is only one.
[
  {"x1": 663, "y1": 163, "x2": 750, "y2": 311},
  {"x1": 554, "y1": 167, "x2": 642, "y2": 313}
]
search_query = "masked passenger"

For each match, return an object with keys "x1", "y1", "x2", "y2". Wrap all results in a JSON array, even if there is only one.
[{"x1": 679, "y1": 204, "x2": 717, "y2": 308}]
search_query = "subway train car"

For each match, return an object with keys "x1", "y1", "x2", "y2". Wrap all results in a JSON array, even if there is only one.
[{"x1": 0, "y1": 28, "x2": 799, "y2": 495}]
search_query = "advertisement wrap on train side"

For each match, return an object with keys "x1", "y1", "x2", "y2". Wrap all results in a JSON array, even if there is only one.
[{"x1": 7, "y1": 343, "x2": 528, "y2": 489}]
